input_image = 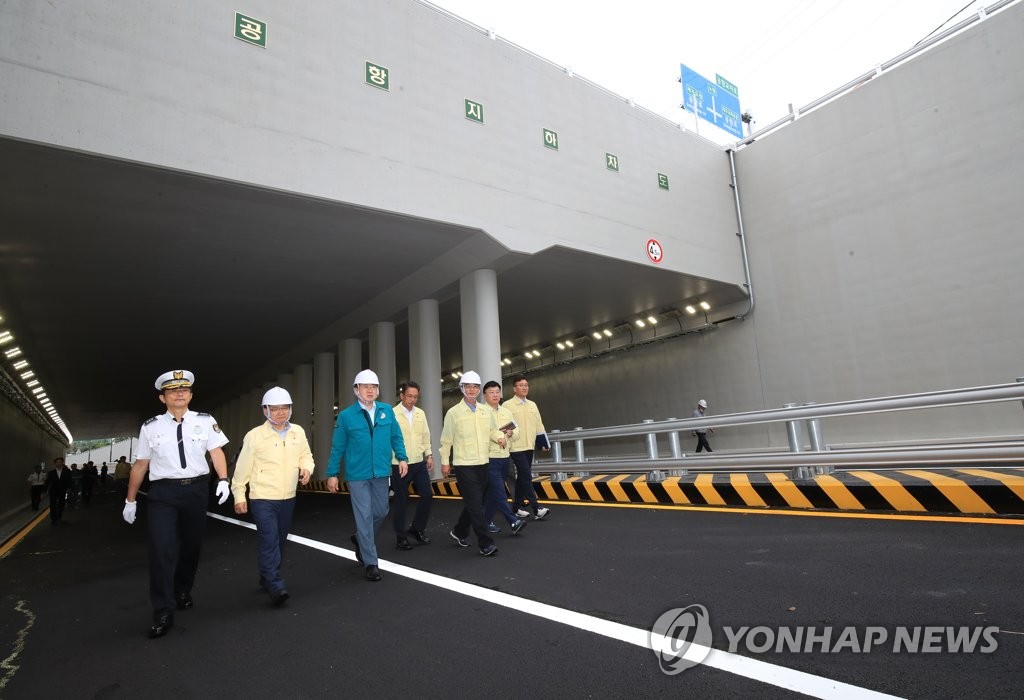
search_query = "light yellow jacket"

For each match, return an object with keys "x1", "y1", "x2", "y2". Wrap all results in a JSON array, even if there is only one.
[
  {"x1": 393, "y1": 403, "x2": 432, "y2": 464},
  {"x1": 488, "y1": 404, "x2": 519, "y2": 458},
  {"x1": 231, "y1": 421, "x2": 314, "y2": 502},
  {"x1": 506, "y1": 397, "x2": 546, "y2": 452},
  {"x1": 440, "y1": 400, "x2": 505, "y2": 466}
]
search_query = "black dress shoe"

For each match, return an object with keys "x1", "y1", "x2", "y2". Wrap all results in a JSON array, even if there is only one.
[
  {"x1": 396, "y1": 537, "x2": 413, "y2": 551},
  {"x1": 408, "y1": 528, "x2": 431, "y2": 544},
  {"x1": 365, "y1": 565, "x2": 381, "y2": 582},
  {"x1": 350, "y1": 534, "x2": 363, "y2": 564},
  {"x1": 149, "y1": 614, "x2": 173, "y2": 639},
  {"x1": 270, "y1": 589, "x2": 290, "y2": 607},
  {"x1": 175, "y1": 593, "x2": 194, "y2": 610}
]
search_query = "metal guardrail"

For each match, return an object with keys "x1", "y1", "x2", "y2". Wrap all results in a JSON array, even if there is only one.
[{"x1": 535, "y1": 380, "x2": 1024, "y2": 479}]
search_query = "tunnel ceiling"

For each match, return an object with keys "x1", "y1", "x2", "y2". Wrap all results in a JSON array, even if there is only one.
[{"x1": 0, "y1": 136, "x2": 747, "y2": 439}]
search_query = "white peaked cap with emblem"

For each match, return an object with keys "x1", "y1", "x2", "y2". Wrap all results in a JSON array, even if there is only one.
[
  {"x1": 353, "y1": 369, "x2": 380, "y2": 386},
  {"x1": 698, "y1": 399, "x2": 707, "y2": 408},
  {"x1": 261, "y1": 387, "x2": 292, "y2": 406},
  {"x1": 155, "y1": 370, "x2": 194, "y2": 391},
  {"x1": 459, "y1": 370, "x2": 482, "y2": 386}
]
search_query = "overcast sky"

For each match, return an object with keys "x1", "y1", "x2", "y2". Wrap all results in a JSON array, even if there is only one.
[{"x1": 425, "y1": 0, "x2": 988, "y2": 143}]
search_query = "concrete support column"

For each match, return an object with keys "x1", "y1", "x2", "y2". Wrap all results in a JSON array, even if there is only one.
[
  {"x1": 313, "y1": 352, "x2": 336, "y2": 478},
  {"x1": 223, "y1": 398, "x2": 240, "y2": 465},
  {"x1": 241, "y1": 388, "x2": 263, "y2": 439},
  {"x1": 369, "y1": 321, "x2": 397, "y2": 403},
  {"x1": 338, "y1": 339, "x2": 362, "y2": 407},
  {"x1": 293, "y1": 364, "x2": 313, "y2": 433},
  {"x1": 276, "y1": 373, "x2": 294, "y2": 395},
  {"x1": 409, "y1": 298, "x2": 443, "y2": 477},
  {"x1": 459, "y1": 269, "x2": 502, "y2": 386}
]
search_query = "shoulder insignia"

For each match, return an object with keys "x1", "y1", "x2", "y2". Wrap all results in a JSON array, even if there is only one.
[
  {"x1": 197, "y1": 412, "x2": 211, "y2": 417},
  {"x1": 212, "y1": 424, "x2": 221, "y2": 433},
  {"x1": 143, "y1": 416, "x2": 158, "y2": 426}
]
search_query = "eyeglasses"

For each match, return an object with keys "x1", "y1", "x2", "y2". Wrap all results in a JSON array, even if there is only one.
[
  {"x1": 267, "y1": 405, "x2": 290, "y2": 413},
  {"x1": 165, "y1": 387, "x2": 191, "y2": 394}
]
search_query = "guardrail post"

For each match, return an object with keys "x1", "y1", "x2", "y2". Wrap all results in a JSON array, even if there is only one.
[
  {"x1": 643, "y1": 419, "x2": 659, "y2": 459},
  {"x1": 785, "y1": 402, "x2": 805, "y2": 479},
  {"x1": 574, "y1": 427, "x2": 585, "y2": 463},
  {"x1": 1018, "y1": 377, "x2": 1024, "y2": 413},
  {"x1": 784, "y1": 403, "x2": 804, "y2": 452},
  {"x1": 802, "y1": 402, "x2": 825, "y2": 452},
  {"x1": 551, "y1": 429, "x2": 562, "y2": 463},
  {"x1": 667, "y1": 418, "x2": 683, "y2": 459}
]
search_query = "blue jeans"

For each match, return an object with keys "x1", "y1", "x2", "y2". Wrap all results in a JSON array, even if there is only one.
[
  {"x1": 484, "y1": 457, "x2": 517, "y2": 525},
  {"x1": 391, "y1": 461, "x2": 433, "y2": 535},
  {"x1": 249, "y1": 498, "x2": 296, "y2": 595},
  {"x1": 349, "y1": 477, "x2": 390, "y2": 566}
]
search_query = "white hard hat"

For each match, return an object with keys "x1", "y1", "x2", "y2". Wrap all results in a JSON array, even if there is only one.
[
  {"x1": 262, "y1": 387, "x2": 292, "y2": 406},
  {"x1": 698, "y1": 399, "x2": 708, "y2": 408},
  {"x1": 353, "y1": 369, "x2": 380, "y2": 386},
  {"x1": 459, "y1": 370, "x2": 482, "y2": 386}
]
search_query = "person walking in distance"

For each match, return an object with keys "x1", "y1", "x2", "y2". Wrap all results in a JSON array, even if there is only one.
[
  {"x1": 231, "y1": 387, "x2": 313, "y2": 607},
  {"x1": 692, "y1": 399, "x2": 714, "y2": 453},
  {"x1": 28, "y1": 463, "x2": 47, "y2": 511},
  {"x1": 45, "y1": 457, "x2": 72, "y2": 524}
]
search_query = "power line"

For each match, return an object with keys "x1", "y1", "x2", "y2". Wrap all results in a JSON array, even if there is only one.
[{"x1": 915, "y1": 0, "x2": 981, "y2": 46}]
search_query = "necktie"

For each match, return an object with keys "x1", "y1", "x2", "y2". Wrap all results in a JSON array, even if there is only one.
[{"x1": 176, "y1": 422, "x2": 187, "y2": 469}]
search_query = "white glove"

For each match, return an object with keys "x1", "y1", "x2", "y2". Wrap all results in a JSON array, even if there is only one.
[
  {"x1": 123, "y1": 500, "x2": 137, "y2": 524},
  {"x1": 215, "y1": 479, "x2": 230, "y2": 505}
]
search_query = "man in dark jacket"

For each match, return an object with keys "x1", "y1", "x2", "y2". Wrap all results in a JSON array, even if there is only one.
[{"x1": 45, "y1": 457, "x2": 73, "y2": 524}]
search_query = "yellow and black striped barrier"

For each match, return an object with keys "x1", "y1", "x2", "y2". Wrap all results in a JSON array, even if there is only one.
[{"x1": 301, "y1": 468, "x2": 1024, "y2": 516}]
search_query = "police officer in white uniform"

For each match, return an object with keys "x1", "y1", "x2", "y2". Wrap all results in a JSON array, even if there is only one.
[{"x1": 122, "y1": 370, "x2": 231, "y2": 638}]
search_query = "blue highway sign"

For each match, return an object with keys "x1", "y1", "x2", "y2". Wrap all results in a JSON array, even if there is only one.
[{"x1": 680, "y1": 64, "x2": 743, "y2": 139}]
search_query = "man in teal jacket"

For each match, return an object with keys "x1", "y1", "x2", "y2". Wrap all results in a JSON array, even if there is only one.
[{"x1": 326, "y1": 369, "x2": 408, "y2": 581}]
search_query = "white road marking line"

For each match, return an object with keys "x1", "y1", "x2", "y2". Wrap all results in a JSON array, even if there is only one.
[{"x1": 208, "y1": 512, "x2": 903, "y2": 699}]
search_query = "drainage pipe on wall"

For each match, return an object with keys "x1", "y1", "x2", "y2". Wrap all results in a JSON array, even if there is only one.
[{"x1": 726, "y1": 148, "x2": 754, "y2": 321}]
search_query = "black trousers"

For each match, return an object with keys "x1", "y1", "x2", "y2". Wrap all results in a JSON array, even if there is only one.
[
  {"x1": 147, "y1": 478, "x2": 208, "y2": 618},
  {"x1": 391, "y1": 461, "x2": 433, "y2": 535},
  {"x1": 30, "y1": 485, "x2": 45, "y2": 510},
  {"x1": 510, "y1": 451, "x2": 539, "y2": 511},
  {"x1": 695, "y1": 433, "x2": 713, "y2": 452},
  {"x1": 451, "y1": 464, "x2": 494, "y2": 549},
  {"x1": 48, "y1": 486, "x2": 66, "y2": 521}
]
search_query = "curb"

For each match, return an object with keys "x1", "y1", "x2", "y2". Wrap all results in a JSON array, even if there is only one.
[{"x1": 302, "y1": 467, "x2": 1024, "y2": 516}]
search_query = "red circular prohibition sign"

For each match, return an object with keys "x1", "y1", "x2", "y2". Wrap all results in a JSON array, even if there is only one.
[{"x1": 646, "y1": 238, "x2": 664, "y2": 264}]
